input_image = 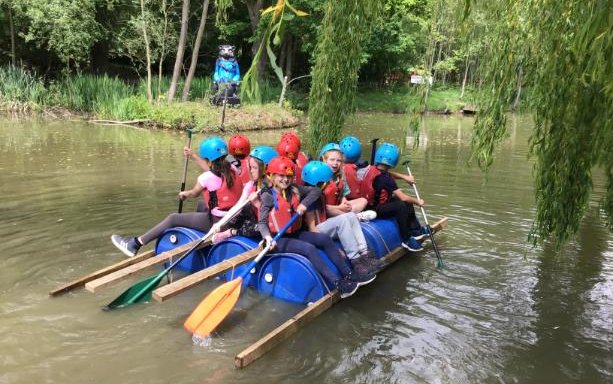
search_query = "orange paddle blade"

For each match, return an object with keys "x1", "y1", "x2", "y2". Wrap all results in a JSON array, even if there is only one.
[{"x1": 184, "y1": 277, "x2": 243, "y2": 336}]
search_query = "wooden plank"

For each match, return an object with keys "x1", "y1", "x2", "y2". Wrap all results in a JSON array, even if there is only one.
[
  {"x1": 233, "y1": 217, "x2": 449, "y2": 369},
  {"x1": 84, "y1": 239, "x2": 210, "y2": 293},
  {"x1": 49, "y1": 249, "x2": 155, "y2": 296},
  {"x1": 235, "y1": 290, "x2": 340, "y2": 369},
  {"x1": 152, "y1": 246, "x2": 262, "y2": 302}
]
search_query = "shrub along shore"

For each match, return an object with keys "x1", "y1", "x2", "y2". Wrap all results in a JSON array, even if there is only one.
[
  {"x1": 0, "y1": 66, "x2": 473, "y2": 131},
  {"x1": 0, "y1": 66, "x2": 301, "y2": 131}
]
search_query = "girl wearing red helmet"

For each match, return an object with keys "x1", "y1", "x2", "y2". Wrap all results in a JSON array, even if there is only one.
[
  {"x1": 275, "y1": 138, "x2": 305, "y2": 185},
  {"x1": 227, "y1": 134, "x2": 252, "y2": 185},
  {"x1": 257, "y1": 157, "x2": 370, "y2": 298}
]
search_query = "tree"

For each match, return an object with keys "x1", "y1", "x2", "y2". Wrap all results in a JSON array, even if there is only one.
[
  {"x1": 166, "y1": 0, "x2": 190, "y2": 101},
  {"x1": 181, "y1": 0, "x2": 211, "y2": 101},
  {"x1": 466, "y1": 0, "x2": 612, "y2": 245},
  {"x1": 306, "y1": 0, "x2": 382, "y2": 154},
  {"x1": 14, "y1": 0, "x2": 102, "y2": 70}
]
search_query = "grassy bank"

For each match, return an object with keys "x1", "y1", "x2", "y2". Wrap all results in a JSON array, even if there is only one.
[
  {"x1": 354, "y1": 85, "x2": 476, "y2": 114},
  {"x1": 0, "y1": 66, "x2": 301, "y2": 131},
  {"x1": 1, "y1": 66, "x2": 473, "y2": 129}
]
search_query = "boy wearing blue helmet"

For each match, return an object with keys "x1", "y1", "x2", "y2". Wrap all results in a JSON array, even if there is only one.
[{"x1": 372, "y1": 143, "x2": 426, "y2": 252}]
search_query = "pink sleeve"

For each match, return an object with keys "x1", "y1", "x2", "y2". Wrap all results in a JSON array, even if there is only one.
[{"x1": 197, "y1": 171, "x2": 223, "y2": 191}]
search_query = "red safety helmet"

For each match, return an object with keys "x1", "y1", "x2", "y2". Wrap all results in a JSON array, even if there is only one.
[
  {"x1": 281, "y1": 132, "x2": 301, "y2": 148},
  {"x1": 267, "y1": 156, "x2": 296, "y2": 176},
  {"x1": 276, "y1": 139, "x2": 300, "y2": 160},
  {"x1": 228, "y1": 134, "x2": 251, "y2": 156}
]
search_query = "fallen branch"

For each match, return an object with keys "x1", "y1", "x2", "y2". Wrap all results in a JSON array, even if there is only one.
[{"x1": 89, "y1": 119, "x2": 150, "y2": 125}]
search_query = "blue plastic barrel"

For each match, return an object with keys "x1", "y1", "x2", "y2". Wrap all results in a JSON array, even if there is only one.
[
  {"x1": 206, "y1": 236, "x2": 260, "y2": 287},
  {"x1": 360, "y1": 219, "x2": 402, "y2": 258},
  {"x1": 155, "y1": 227, "x2": 208, "y2": 273},
  {"x1": 257, "y1": 253, "x2": 330, "y2": 304}
]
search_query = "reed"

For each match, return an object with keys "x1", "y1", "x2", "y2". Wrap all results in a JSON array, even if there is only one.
[
  {"x1": 48, "y1": 75, "x2": 135, "y2": 117},
  {"x1": 0, "y1": 66, "x2": 46, "y2": 103}
]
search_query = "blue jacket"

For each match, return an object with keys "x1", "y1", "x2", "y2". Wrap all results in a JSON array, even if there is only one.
[{"x1": 213, "y1": 58, "x2": 240, "y2": 84}]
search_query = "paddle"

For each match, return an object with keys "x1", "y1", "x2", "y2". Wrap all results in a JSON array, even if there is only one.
[
  {"x1": 403, "y1": 160, "x2": 445, "y2": 268},
  {"x1": 103, "y1": 196, "x2": 254, "y2": 310},
  {"x1": 219, "y1": 85, "x2": 229, "y2": 132},
  {"x1": 184, "y1": 212, "x2": 301, "y2": 338},
  {"x1": 178, "y1": 126, "x2": 194, "y2": 214},
  {"x1": 370, "y1": 138, "x2": 379, "y2": 165}
]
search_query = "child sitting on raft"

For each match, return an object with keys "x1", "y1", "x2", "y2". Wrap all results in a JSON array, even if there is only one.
[
  {"x1": 212, "y1": 145, "x2": 278, "y2": 242},
  {"x1": 258, "y1": 157, "x2": 375, "y2": 298},
  {"x1": 275, "y1": 134, "x2": 305, "y2": 185},
  {"x1": 110, "y1": 137, "x2": 242, "y2": 257},
  {"x1": 318, "y1": 143, "x2": 377, "y2": 221},
  {"x1": 185, "y1": 133, "x2": 252, "y2": 187},
  {"x1": 370, "y1": 142, "x2": 428, "y2": 252},
  {"x1": 340, "y1": 136, "x2": 417, "y2": 206},
  {"x1": 301, "y1": 161, "x2": 379, "y2": 274}
]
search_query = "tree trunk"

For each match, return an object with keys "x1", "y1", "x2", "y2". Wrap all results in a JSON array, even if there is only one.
[
  {"x1": 460, "y1": 54, "x2": 469, "y2": 98},
  {"x1": 158, "y1": 0, "x2": 169, "y2": 102},
  {"x1": 140, "y1": 0, "x2": 153, "y2": 102},
  {"x1": 245, "y1": 0, "x2": 267, "y2": 81},
  {"x1": 182, "y1": 0, "x2": 210, "y2": 102},
  {"x1": 166, "y1": 0, "x2": 190, "y2": 102},
  {"x1": 8, "y1": 7, "x2": 15, "y2": 66}
]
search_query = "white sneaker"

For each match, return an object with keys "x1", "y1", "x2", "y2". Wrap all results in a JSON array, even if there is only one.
[{"x1": 357, "y1": 210, "x2": 377, "y2": 221}]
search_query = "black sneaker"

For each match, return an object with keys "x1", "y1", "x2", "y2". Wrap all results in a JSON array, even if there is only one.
[
  {"x1": 111, "y1": 235, "x2": 140, "y2": 257},
  {"x1": 337, "y1": 277, "x2": 359, "y2": 299},
  {"x1": 348, "y1": 269, "x2": 376, "y2": 287}
]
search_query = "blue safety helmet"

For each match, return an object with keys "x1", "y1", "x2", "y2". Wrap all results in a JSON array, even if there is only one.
[
  {"x1": 249, "y1": 146, "x2": 277, "y2": 165},
  {"x1": 374, "y1": 143, "x2": 400, "y2": 167},
  {"x1": 301, "y1": 161, "x2": 334, "y2": 186},
  {"x1": 319, "y1": 143, "x2": 342, "y2": 160},
  {"x1": 199, "y1": 137, "x2": 228, "y2": 161},
  {"x1": 339, "y1": 136, "x2": 362, "y2": 163}
]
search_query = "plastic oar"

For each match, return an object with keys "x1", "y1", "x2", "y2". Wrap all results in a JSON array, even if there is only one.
[
  {"x1": 103, "y1": 196, "x2": 253, "y2": 310},
  {"x1": 184, "y1": 213, "x2": 301, "y2": 338},
  {"x1": 403, "y1": 161, "x2": 444, "y2": 268}
]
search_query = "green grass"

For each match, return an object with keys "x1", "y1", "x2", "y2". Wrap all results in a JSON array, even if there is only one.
[
  {"x1": 354, "y1": 85, "x2": 477, "y2": 113},
  {"x1": 0, "y1": 66, "x2": 46, "y2": 104}
]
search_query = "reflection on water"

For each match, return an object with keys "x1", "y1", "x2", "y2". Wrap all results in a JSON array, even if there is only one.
[{"x1": 0, "y1": 116, "x2": 610, "y2": 384}]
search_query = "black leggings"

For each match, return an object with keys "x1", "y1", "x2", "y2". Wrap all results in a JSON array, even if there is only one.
[
  {"x1": 274, "y1": 231, "x2": 351, "y2": 286},
  {"x1": 375, "y1": 199, "x2": 421, "y2": 240},
  {"x1": 139, "y1": 212, "x2": 218, "y2": 245}
]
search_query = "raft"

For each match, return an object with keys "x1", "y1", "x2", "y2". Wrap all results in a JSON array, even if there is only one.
[
  {"x1": 155, "y1": 217, "x2": 445, "y2": 305},
  {"x1": 51, "y1": 215, "x2": 447, "y2": 369}
]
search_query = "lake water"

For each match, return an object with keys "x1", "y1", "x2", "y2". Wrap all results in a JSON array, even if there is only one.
[{"x1": 0, "y1": 115, "x2": 610, "y2": 384}]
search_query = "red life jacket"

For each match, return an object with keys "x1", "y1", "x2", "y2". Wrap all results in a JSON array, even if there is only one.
[
  {"x1": 343, "y1": 164, "x2": 380, "y2": 206},
  {"x1": 237, "y1": 157, "x2": 251, "y2": 186},
  {"x1": 293, "y1": 162, "x2": 304, "y2": 186},
  {"x1": 266, "y1": 188, "x2": 303, "y2": 234},
  {"x1": 296, "y1": 151, "x2": 309, "y2": 169},
  {"x1": 322, "y1": 175, "x2": 344, "y2": 205},
  {"x1": 202, "y1": 170, "x2": 242, "y2": 211}
]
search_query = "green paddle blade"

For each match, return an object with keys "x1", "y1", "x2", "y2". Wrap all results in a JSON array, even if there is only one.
[{"x1": 103, "y1": 273, "x2": 163, "y2": 310}]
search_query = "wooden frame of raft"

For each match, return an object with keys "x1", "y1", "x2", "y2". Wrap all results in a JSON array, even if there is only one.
[{"x1": 234, "y1": 217, "x2": 448, "y2": 369}]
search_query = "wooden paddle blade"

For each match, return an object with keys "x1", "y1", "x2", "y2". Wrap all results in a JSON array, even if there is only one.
[
  {"x1": 184, "y1": 277, "x2": 243, "y2": 336},
  {"x1": 103, "y1": 274, "x2": 160, "y2": 310}
]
